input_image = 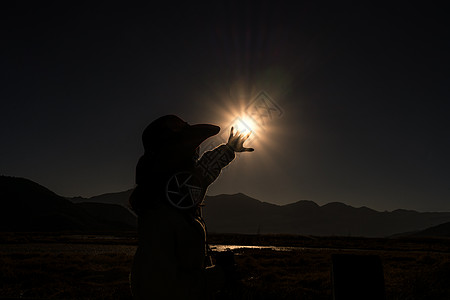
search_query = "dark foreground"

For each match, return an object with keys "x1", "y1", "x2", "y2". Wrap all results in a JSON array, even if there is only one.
[{"x1": 1, "y1": 233, "x2": 450, "y2": 299}]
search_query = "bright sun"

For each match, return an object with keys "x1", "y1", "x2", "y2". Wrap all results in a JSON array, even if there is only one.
[{"x1": 232, "y1": 116, "x2": 258, "y2": 136}]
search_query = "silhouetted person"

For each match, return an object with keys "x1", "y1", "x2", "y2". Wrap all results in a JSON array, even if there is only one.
[{"x1": 129, "y1": 115, "x2": 253, "y2": 299}]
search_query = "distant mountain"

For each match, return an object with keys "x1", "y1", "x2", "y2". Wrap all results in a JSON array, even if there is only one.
[
  {"x1": 0, "y1": 176, "x2": 136, "y2": 231},
  {"x1": 77, "y1": 202, "x2": 136, "y2": 229},
  {"x1": 3, "y1": 175, "x2": 450, "y2": 236},
  {"x1": 69, "y1": 190, "x2": 133, "y2": 207},
  {"x1": 410, "y1": 221, "x2": 450, "y2": 238},
  {"x1": 68, "y1": 189, "x2": 450, "y2": 237},
  {"x1": 202, "y1": 194, "x2": 450, "y2": 237}
]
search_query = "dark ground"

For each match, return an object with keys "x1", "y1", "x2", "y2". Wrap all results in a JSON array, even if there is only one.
[{"x1": 1, "y1": 233, "x2": 450, "y2": 299}]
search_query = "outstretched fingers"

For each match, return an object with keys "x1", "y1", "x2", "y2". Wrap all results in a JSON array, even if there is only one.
[
  {"x1": 227, "y1": 128, "x2": 255, "y2": 152},
  {"x1": 229, "y1": 127, "x2": 234, "y2": 140}
]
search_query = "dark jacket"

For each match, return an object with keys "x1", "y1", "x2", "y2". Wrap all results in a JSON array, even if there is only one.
[{"x1": 130, "y1": 144, "x2": 235, "y2": 299}]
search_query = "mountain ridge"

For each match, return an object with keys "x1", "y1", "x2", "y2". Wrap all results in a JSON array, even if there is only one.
[
  {"x1": 3, "y1": 176, "x2": 450, "y2": 237},
  {"x1": 0, "y1": 176, "x2": 136, "y2": 231}
]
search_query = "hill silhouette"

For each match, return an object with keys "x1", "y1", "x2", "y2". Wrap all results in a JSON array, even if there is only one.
[
  {"x1": 0, "y1": 176, "x2": 135, "y2": 231},
  {"x1": 410, "y1": 221, "x2": 450, "y2": 237},
  {"x1": 202, "y1": 193, "x2": 450, "y2": 237},
  {"x1": 70, "y1": 190, "x2": 133, "y2": 207},
  {"x1": 3, "y1": 176, "x2": 450, "y2": 236},
  {"x1": 73, "y1": 189, "x2": 450, "y2": 237}
]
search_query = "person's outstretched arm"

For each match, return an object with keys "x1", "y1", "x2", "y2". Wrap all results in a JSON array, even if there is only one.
[{"x1": 196, "y1": 127, "x2": 254, "y2": 187}]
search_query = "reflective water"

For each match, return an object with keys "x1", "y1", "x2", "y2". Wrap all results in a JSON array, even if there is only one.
[{"x1": 210, "y1": 245, "x2": 305, "y2": 252}]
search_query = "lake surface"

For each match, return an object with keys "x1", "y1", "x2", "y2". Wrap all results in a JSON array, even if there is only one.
[{"x1": 210, "y1": 245, "x2": 313, "y2": 252}]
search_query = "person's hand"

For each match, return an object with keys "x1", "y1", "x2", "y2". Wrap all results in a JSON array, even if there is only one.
[{"x1": 227, "y1": 127, "x2": 254, "y2": 152}]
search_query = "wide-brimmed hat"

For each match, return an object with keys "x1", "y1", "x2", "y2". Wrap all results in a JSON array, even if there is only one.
[{"x1": 142, "y1": 115, "x2": 220, "y2": 153}]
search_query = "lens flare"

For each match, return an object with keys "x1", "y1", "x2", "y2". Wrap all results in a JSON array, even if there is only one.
[
  {"x1": 233, "y1": 116, "x2": 258, "y2": 136},
  {"x1": 199, "y1": 85, "x2": 284, "y2": 156}
]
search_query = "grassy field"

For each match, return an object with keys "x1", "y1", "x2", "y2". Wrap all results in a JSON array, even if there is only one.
[{"x1": 1, "y1": 233, "x2": 450, "y2": 299}]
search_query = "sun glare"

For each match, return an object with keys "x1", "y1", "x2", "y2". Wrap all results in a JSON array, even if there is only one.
[
  {"x1": 233, "y1": 116, "x2": 257, "y2": 136},
  {"x1": 200, "y1": 83, "x2": 285, "y2": 156}
]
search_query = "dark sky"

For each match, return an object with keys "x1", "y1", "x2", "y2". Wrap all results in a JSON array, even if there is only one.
[{"x1": 1, "y1": 1, "x2": 449, "y2": 211}]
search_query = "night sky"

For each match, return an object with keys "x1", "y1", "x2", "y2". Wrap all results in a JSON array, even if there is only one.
[{"x1": 1, "y1": 2, "x2": 449, "y2": 212}]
